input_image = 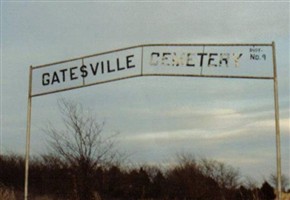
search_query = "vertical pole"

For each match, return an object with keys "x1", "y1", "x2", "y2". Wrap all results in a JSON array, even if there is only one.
[
  {"x1": 272, "y1": 42, "x2": 282, "y2": 200},
  {"x1": 24, "y1": 66, "x2": 33, "y2": 200},
  {"x1": 141, "y1": 46, "x2": 144, "y2": 76}
]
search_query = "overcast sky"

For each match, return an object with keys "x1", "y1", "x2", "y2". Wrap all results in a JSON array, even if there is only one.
[{"x1": 1, "y1": 1, "x2": 289, "y2": 185}]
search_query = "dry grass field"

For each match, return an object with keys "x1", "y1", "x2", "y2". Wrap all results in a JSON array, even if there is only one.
[
  {"x1": 0, "y1": 186, "x2": 16, "y2": 200},
  {"x1": 0, "y1": 187, "x2": 103, "y2": 200},
  {"x1": 1, "y1": 185, "x2": 289, "y2": 200},
  {"x1": 280, "y1": 192, "x2": 290, "y2": 200}
]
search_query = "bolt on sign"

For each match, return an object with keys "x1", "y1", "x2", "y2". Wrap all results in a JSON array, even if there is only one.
[
  {"x1": 25, "y1": 43, "x2": 283, "y2": 200},
  {"x1": 31, "y1": 44, "x2": 274, "y2": 97}
]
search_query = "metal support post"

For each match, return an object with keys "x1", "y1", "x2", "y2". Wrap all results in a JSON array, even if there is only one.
[
  {"x1": 24, "y1": 66, "x2": 33, "y2": 200},
  {"x1": 272, "y1": 42, "x2": 282, "y2": 200}
]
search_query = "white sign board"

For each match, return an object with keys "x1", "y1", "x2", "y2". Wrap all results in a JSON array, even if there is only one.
[
  {"x1": 32, "y1": 48, "x2": 142, "y2": 96},
  {"x1": 142, "y1": 45, "x2": 273, "y2": 77},
  {"x1": 31, "y1": 44, "x2": 274, "y2": 96}
]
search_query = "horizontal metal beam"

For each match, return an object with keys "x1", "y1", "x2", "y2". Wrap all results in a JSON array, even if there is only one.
[
  {"x1": 143, "y1": 74, "x2": 274, "y2": 80},
  {"x1": 31, "y1": 73, "x2": 274, "y2": 98}
]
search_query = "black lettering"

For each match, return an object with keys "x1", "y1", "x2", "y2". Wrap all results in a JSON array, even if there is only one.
[
  {"x1": 51, "y1": 72, "x2": 60, "y2": 85},
  {"x1": 80, "y1": 65, "x2": 88, "y2": 78},
  {"x1": 101, "y1": 61, "x2": 104, "y2": 74},
  {"x1": 107, "y1": 60, "x2": 115, "y2": 73},
  {"x1": 162, "y1": 52, "x2": 171, "y2": 66},
  {"x1": 172, "y1": 52, "x2": 186, "y2": 66},
  {"x1": 90, "y1": 63, "x2": 99, "y2": 75},
  {"x1": 250, "y1": 54, "x2": 257, "y2": 60},
  {"x1": 126, "y1": 55, "x2": 135, "y2": 68},
  {"x1": 208, "y1": 53, "x2": 218, "y2": 67},
  {"x1": 219, "y1": 53, "x2": 229, "y2": 67},
  {"x1": 186, "y1": 53, "x2": 195, "y2": 67},
  {"x1": 59, "y1": 68, "x2": 67, "y2": 82},
  {"x1": 233, "y1": 53, "x2": 243, "y2": 67},
  {"x1": 197, "y1": 53, "x2": 207, "y2": 67},
  {"x1": 150, "y1": 52, "x2": 159, "y2": 65},
  {"x1": 116, "y1": 58, "x2": 125, "y2": 71},
  {"x1": 42, "y1": 73, "x2": 50, "y2": 86},
  {"x1": 70, "y1": 66, "x2": 78, "y2": 80}
]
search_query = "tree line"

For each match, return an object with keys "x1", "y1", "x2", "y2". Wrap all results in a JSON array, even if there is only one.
[{"x1": 0, "y1": 153, "x2": 277, "y2": 200}]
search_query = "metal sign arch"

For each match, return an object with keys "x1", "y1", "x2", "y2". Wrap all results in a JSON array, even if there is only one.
[{"x1": 25, "y1": 42, "x2": 282, "y2": 200}]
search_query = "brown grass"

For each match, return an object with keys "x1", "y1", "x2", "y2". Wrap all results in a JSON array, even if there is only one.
[
  {"x1": 0, "y1": 186, "x2": 16, "y2": 200},
  {"x1": 281, "y1": 192, "x2": 290, "y2": 200}
]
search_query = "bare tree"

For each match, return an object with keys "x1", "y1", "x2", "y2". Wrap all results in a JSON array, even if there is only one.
[
  {"x1": 44, "y1": 98, "x2": 120, "y2": 200},
  {"x1": 269, "y1": 173, "x2": 290, "y2": 192},
  {"x1": 199, "y1": 158, "x2": 241, "y2": 199},
  {"x1": 243, "y1": 176, "x2": 258, "y2": 190},
  {"x1": 199, "y1": 158, "x2": 240, "y2": 189},
  {"x1": 174, "y1": 153, "x2": 241, "y2": 190}
]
